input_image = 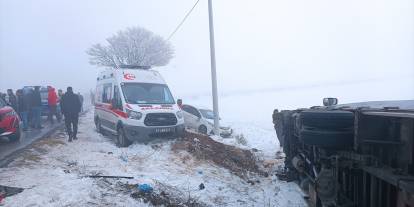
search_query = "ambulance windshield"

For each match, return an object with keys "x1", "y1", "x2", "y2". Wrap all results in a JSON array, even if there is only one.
[{"x1": 121, "y1": 83, "x2": 175, "y2": 104}]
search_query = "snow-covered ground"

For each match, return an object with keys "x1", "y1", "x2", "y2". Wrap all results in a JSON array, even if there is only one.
[
  {"x1": 3, "y1": 80, "x2": 408, "y2": 206},
  {"x1": 0, "y1": 111, "x2": 306, "y2": 207}
]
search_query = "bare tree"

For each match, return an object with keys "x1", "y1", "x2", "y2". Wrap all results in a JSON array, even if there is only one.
[{"x1": 87, "y1": 27, "x2": 174, "y2": 68}]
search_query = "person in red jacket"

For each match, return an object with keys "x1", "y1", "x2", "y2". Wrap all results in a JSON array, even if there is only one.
[{"x1": 48, "y1": 86, "x2": 61, "y2": 124}]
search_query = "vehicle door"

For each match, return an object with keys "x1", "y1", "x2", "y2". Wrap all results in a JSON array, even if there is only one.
[
  {"x1": 182, "y1": 105, "x2": 202, "y2": 129},
  {"x1": 108, "y1": 85, "x2": 124, "y2": 130},
  {"x1": 98, "y1": 83, "x2": 115, "y2": 132}
]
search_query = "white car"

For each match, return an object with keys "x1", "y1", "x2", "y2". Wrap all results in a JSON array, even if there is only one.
[
  {"x1": 94, "y1": 66, "x2": 185, "y2": 147},
  {"x1": 181, "y1": 104, "x2": 232, "y2": 137}
]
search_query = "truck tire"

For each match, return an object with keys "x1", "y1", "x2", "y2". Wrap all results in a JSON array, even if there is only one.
[
  {"x1": 300, "y1": 110, "x2": 354, "y2": 130},
  {"x1": 299, "y1": 129, "x2": 353, "y2": 148}
]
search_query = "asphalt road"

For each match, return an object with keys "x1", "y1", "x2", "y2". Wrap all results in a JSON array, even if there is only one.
[{"x1": 0, "y1": 117, "x2": 65, "y2": 166}]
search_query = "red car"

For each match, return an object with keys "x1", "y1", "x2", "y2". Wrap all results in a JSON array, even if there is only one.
[{"x1": 0, "y1": 97, "x2": 21, "y2": 141}]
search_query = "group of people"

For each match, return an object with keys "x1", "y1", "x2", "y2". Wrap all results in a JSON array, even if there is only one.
[
  {"x1": 1, "y1": 87, "x2": 45, "y2": 130},
  {"x1": 1, "y1": 86, "x2": 83, "y2": 142}
]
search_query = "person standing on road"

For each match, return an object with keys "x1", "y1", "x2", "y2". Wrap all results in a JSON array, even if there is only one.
[
  {"x1": 47, "y1": 86, "x2": 60, "y2": 124},
  {"x1": 16, "y1": 89, "x2": 29, "y2": 131},
  {"x1": 7, "y1": 89, "x2": 18, "y2": 111},
  {"x1": 0, "y1": 92, "x2": 5, "y2": 101},
  {"x1": 58, "y1": 89, "x2": 63, "y2": 99},
  {"x1": 77, "y1": 92, "x2": 84, "y2": 112},
  {"x1": 177, "y1": 99, "x2": 183, "y2": 109},
  {"x1": 90, "y1": 90, "x2": 95, "y2": 105},
  {"x1": 24, "y1": 88, "x2": 34, "y2": 128},
  {"x1": 60, "y1": 87, "x2": 81, "y2": 142},
  {"x1": 30, "y1": 86, "x2": 43, "y2": 129}
]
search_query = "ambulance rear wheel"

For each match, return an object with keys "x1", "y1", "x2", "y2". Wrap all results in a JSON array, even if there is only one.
[{"x1": 95, "y1": 118, "x2": 105, "y2": 135}]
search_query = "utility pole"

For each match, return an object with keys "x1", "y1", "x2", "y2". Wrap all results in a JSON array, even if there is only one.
[{"x1": 208, "y1": 0, "x2": 220, "y2": 135}]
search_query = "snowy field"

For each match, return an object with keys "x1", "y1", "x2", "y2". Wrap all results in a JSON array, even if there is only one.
[
  {"x1": 183, "y1": 78, "x2": 413, "y2": 158},
  {"x1": 0, "y1": 111, "x2": 306, "y2": 207}
]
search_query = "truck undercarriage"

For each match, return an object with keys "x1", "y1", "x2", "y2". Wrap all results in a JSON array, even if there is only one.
[{"x1": 273, "y1": 103, "x2": 414, "y2": 207}]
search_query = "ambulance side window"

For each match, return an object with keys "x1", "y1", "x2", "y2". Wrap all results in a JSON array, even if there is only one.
[
  {"x1": 96, "y1": 85, "x2": 103, "y2": 103},
  {"x1": 113, "y1": 86, "x2": 123, "y2": 110},
  {"x1": 102, "y1": 83, "x2": 112, "y2": 103}
]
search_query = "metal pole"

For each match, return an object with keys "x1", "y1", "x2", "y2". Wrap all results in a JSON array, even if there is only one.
[{"x1": 208, "y1": 0, "x2": 220, "y2": 135}]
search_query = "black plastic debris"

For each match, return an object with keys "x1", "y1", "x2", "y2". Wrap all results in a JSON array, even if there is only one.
[{"x1": 0, "y1": 185, "x2": 24, "y2": 197}]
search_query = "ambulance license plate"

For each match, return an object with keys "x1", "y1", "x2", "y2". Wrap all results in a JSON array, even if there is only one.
[{"x1": 155, "y1": 128, "x2": 172, "y2": 133}]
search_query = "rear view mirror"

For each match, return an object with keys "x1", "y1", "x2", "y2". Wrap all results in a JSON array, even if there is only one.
[{"x1": 323, "y1": 97, "x2": 338, "y2": 106}]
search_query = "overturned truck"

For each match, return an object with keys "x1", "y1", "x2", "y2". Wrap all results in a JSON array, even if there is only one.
[{"x1": 273, "y1": 99, "x2": 414, "y2": 207}]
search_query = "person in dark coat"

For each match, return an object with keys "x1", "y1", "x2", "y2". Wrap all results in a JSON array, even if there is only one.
[
  {"x1": 60, "y1": 87, "x2": 81, "y2": 142},
  {"x1": 16, "y1": 89, "x2": 29, "y2": 131},
  {"x1": 6, "y1": 89, "x2": 18, "y2": 111},
  {"x1": 30, "y1": 86, "x2": 43, "y2": 129},
  {"x1": 0, "y1": 93, "x2": 6, "y2": 101}
]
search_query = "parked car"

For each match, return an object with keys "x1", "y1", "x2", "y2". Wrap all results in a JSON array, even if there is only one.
[
  {"x1": 94, "y1": 66, "x2": 185, "y2": 147},
  {"x1": 0, "y1": 97, "x2": 21, "y2": 142},
  {"x1": 181, "y1": 104, "x2": 233, "y2": 137}
]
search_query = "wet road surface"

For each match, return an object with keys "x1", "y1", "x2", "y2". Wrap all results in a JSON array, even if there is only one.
[{"x1": 0, "y1": 118, "x2": 65, "y2": 166}]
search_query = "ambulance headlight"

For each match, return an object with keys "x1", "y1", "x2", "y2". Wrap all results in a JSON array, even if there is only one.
[
  {"x1": 176, "y1": 111, "x2": 183, "y2": 119},
  {"x1": 126, "y1": 109, "x2": 142, "y2": 120}
]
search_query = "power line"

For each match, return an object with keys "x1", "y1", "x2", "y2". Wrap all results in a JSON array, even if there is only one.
[{"x1": 167, "y1": 0, "x2": 201, "y2": 41}]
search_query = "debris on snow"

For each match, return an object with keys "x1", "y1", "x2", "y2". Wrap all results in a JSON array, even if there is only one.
[
  {"x1": 234, "y1": 134, "x2": 248, "y2": 146},
  {"x1": 128, "y1": 181, "x2": 210, "y2": 207},
  {"x1": 137, "y1": 184, "x2": 153, "y2": 193},
  {"x1": 88, "y1": 175, "x2": 134, "y2": 179},
  {"x1": 0, "y1": 185, "x2": 24, "y2": 198},
  {"x1": 172, "y1": 131, "x2": 265, "y2": 179},
  {"x1": 198, "y1": 183, "x2": 205, "y2": 190}
]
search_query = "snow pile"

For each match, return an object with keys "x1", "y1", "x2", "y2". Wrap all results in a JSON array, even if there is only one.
[{"x1": 0, "y1": 111, "x2": 306, "y2": 206}]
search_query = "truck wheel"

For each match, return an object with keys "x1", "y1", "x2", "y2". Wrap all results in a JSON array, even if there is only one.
[
  {"x1": 198, "y1": 125, "x2": 207, "y2": 135},
  {"x1": 299, "y1": 129, "x2": 353, "y2": 148},
  {"x1": 300, "y1": 110, "x2": 354, "y2": 130},
  {"x1": 117, "y1": 127, "x2": 131, "y2": 148},
  {"x1": 9, "y1": 128, "x2": 21, "y2": 142}
]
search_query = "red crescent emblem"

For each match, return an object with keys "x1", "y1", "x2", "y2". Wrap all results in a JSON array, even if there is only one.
[{"x1": 124, "y1": 73, "x2": 135, "y2": 80}]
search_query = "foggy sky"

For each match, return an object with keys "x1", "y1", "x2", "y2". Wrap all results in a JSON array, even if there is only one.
[{"x1": 1, "y1": 0, "x2": 413, "y2": 101}]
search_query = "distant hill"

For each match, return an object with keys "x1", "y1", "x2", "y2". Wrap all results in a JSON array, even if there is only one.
[{"x1": 339, "y1": 100, "x2": 414, "y2": 110}]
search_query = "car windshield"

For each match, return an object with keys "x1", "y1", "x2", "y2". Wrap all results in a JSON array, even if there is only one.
[
  {"x1": 121, "y1": 83, "x2": 175, "y2": 104},
  {"x1": 199, "y1": 109, "x2": 215, "y2": 120}
]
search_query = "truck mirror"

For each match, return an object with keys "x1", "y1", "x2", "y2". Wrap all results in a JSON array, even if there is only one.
[{"x1": 323, "y1": 98, "x2": 338, "y2": 106}]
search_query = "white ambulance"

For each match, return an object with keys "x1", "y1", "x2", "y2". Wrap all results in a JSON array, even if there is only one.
[{"x1": 94, "y1": 66, "x2": 185, "y2": 147}]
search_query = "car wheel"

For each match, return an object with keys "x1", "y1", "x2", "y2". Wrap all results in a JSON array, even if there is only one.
[
  {"x1": 198, "y1": 125, "x2": 207, "y2": 135},
  {"x1": 117, "y1": 127, "x2": 131, "y2": 148},
  {"x1": 300, "y1": 110, "x2": 354, "y2": 130},
  {"x1": 9, "y1": 127, "x2": 21, "y2": 142},
  {"x1": 95, "y1": 118, "x2": 105, "y2": 135},
  {"x1": 299, "y1": 128, "x2": 353, "y2": 149}
]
